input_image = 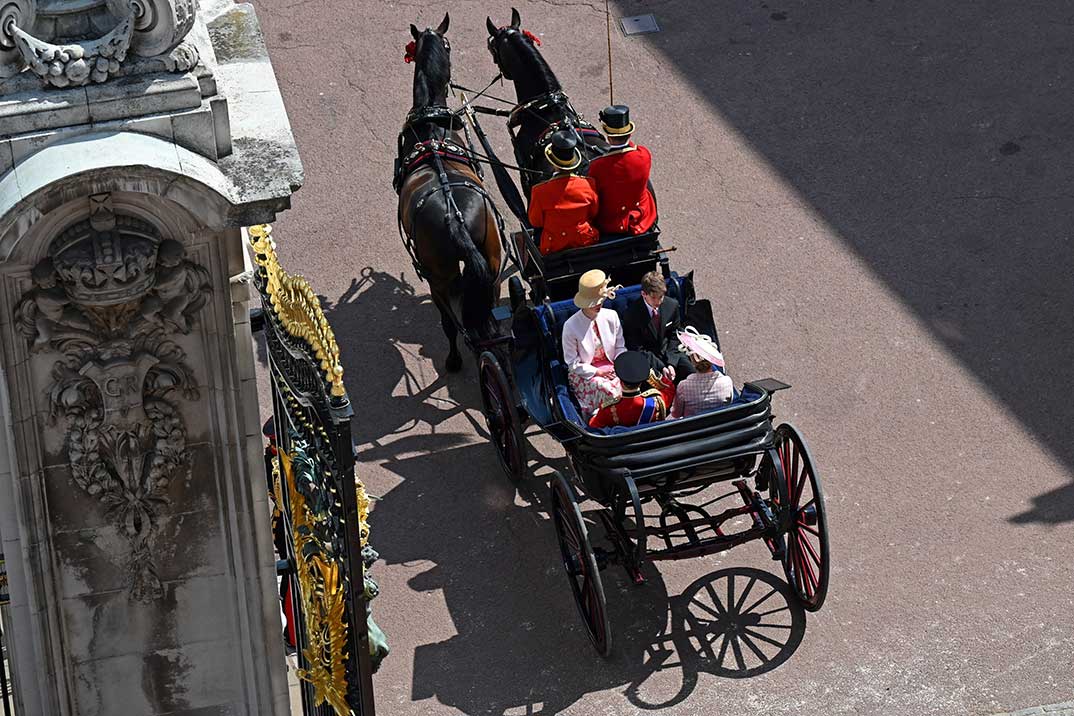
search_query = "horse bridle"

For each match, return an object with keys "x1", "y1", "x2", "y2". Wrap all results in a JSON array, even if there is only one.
[{"x1": 487, "y1": 25, "x2": 535, "y2": 80}]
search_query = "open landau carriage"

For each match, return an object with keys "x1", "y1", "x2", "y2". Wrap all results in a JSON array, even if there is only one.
[
  {"x1": 478, "y1": 235, "x2": 832, "y2": 655},
  {"x1": 398, "y1": 14, "x2": 833, "y2": 656},
  {"x1": 465, "y1": 106, "x2": 832, "y2": 658}
]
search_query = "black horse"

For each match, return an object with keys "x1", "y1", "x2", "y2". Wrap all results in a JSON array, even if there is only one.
[
  {"x1": 486, "y1": 8, "x2": 609, "y2": 196},
  {"x1": 397, "y1": 15, "x2": 502, "y2": 372}
]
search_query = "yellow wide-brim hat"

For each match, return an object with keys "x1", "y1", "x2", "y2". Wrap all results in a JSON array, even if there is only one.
[{"x1": 574, "y1": 269, "x2": 619, "y2": 309}]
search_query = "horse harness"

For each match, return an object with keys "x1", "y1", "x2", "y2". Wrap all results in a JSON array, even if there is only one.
[
  {"x1": 395, "y1": 107, "x2": 506, "y2": 282},
  {"x1": 506, "y1": 90, "x2": 605, "y2": 176}
]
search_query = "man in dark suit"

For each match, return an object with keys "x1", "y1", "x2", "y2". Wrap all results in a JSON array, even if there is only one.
[{"x1": 623, "y1": 271, "x2": 695, "y2": 383}]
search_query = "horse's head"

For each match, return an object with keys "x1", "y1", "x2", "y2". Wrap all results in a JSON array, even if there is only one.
[
  {"x1": 485, "y1": 7, "x2": 552, "y2": 91},
  {"x1": 485, "y1": 9, "x2": 521, "y2": 79},
  {"x1": 408, "y1": 14, "x2": 452, "y2": 106}
]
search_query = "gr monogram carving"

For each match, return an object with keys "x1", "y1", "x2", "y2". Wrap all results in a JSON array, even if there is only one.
[{"x1": 15, "y1": 200, "x2": 210, "y2": 601}]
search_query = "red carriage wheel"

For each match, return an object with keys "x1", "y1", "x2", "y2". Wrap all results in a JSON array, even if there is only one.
[
  {"x1": 478, "y1": 351, "x2": 528, "y2": 482},
  {"x1": 549, "y1": 471, "x2": 612, "y2": 656},
  {"x1": 773, "y1": 423, "x2": 830, "y2": 611}
]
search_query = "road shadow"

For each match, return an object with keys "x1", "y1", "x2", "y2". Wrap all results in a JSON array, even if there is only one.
[
  {"x1": 373, "y1": 436, "x2": 807, "y2": 714},
  {"x1": 318, "y1": 267, "x2": 480, "y2": 448},
  {"x1": 611, "y1": 0, "x2": 1074, "y2": 523}
]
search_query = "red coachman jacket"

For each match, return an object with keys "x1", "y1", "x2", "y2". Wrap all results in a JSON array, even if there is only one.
[{"x1": 586, "y1": 142, "x2": 658, "y2": 235}]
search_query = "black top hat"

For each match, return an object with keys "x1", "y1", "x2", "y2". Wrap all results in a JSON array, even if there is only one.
[
  {"x1": 262, "y1": 417, "x2": 276, "y2": 440},
  {"x1": 599, "y1": 104, "x2": 635, "y2": 136},
  {"x1": 544, "y1": 130, "x2": 583, "y2": 171},
  {"x1": 614, "y1": 351, "x2": 652, "y2": 386}
]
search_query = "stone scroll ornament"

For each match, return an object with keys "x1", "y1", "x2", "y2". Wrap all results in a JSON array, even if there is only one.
[
  {"x1": 0, "y1": 0, "x2": 200, "y2": 86},
  {"x1": 15, "y1": 202, "x2": 211, "y2": 601}
]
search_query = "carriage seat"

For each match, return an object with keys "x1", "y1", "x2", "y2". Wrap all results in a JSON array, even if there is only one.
[
  {"x1": 549, "y1": 358, "x2": 750, "y2": 436},
  {"x1": 540, "y1": 272, "x2": 687, "y2": 340},
  {"x1": 534, "y1": 274, "x2": 743, "y2": 435}
]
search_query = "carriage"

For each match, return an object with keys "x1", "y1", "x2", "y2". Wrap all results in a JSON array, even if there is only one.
[
  {"x1": 477, "y1": 254, "x2": 831, "y2": 654},
  {"x1": 397, "y1": 12, "x2": 832, "y2": 656}
]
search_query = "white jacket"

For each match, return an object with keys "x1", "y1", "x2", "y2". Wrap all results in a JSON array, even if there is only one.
[{"x1": 561, "y1": 307, "x2": 626, "y2": 379}]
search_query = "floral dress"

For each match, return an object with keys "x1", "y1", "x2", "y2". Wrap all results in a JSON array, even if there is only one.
[{"x1": 568, "y1": 321, "x2": 623, "y2": 416}]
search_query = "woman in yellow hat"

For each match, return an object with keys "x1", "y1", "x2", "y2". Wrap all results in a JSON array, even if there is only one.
[{"x1": 561, "y1": 269, "x2": 626, "y2": 416}]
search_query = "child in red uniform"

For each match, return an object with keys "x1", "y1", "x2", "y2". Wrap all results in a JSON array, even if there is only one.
[
  {"x1": 589, "y1": 351, "x2": 675, "y2": 429},
  {"x1": 528, "y1": 131, "x2": 600, "y2": 254},
  {"x1": 587, "y1": 105, "x2": 658, "y2": 236}
]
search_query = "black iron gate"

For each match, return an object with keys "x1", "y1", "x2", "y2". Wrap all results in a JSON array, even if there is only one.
[
  {"x1": 248, "y1": 225, "x2": 384, "y2": 716},
  {"x1": 0, "y1": 554, "x2": 12, "y2": 716}
]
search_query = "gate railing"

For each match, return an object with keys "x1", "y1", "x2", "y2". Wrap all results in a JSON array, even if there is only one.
[
  {"x1": 0, "y1": 556, "x2": 12, "y2": 716},
  {"x1": 248, "y1": 225, "x2": 384, "y2": 716}
]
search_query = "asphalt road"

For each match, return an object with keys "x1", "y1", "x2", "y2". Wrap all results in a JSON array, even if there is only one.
[{"x1": 251, "y1": 1, "x2": 1074, "y2": 714}]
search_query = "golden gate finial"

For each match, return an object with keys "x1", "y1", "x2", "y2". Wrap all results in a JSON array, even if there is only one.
[{"x1": 247, "y1": 224, "x2": 346, "y2": 398}]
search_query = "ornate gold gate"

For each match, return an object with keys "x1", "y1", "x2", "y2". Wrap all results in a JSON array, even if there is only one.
[{"x1": 248, "y1": 225, "x2": 385, "y2": 716}]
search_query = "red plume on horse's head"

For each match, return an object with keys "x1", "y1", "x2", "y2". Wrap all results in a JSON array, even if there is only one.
[
  {"x1": 522, "y1": 30, "x2": 541, "y2": 46},
  {"x1": 404, "y1": 40, "x2": 417, "y2": 63}
]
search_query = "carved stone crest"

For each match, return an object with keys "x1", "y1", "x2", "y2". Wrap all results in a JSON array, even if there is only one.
[
  {"x1": 15, "y1": 196, "x2": 211, "y2": 601},
  {"x1": 0, "y1": 0, "x2": 200, "y2": 86}
]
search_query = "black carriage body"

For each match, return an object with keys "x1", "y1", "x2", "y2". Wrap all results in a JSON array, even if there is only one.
[
  {"x1": 487, "y1": 269, "x2": 832, "y2": 655},
  {"x1": 511, "y1": 271, "x2": 775, "y2": 506},
  {"x1": 461, "y1": 58, "x2": 829, "y2": 659},
  {"x1": 519, "y1": 228, "x2": 665, "y2": 304}
]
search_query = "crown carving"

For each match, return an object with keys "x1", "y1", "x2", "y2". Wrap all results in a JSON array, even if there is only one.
[{"x1": 49, "y1": 215, "x2": 162, "y2": 307}]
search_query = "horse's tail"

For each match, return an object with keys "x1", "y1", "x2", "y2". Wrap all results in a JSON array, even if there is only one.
[{"x1": 448, "y1": 208, "x2": 495, "y2": 339}]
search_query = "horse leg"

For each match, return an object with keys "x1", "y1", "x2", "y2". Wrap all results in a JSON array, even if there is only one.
[{"x1": 432, "y1": 292, "x2": 463, "y2": 373}]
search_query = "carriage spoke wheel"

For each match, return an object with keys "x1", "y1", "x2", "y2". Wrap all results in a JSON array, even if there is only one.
[
  {"x1": 550, "y1": 472, "x2": 611, "y2": 656},
  {"x1": 774, "y1": 423, "x2": 830, "y2": 611},
  {"x1": 478, "y1": 352, "x2": 527, "y2": 482}
]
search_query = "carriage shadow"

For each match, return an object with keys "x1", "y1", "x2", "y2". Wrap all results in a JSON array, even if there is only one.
[
  {"x1": 624, "y1": 567, "x2": 806, "y2": 711},
  {"x1": 372, "y1": 434, "x2": 807, "y2": 715}
]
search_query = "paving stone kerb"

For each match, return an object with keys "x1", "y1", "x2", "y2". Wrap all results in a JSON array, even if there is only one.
[{"x1": 990, "y1": 700, "x2": 1074, "y2": 716}]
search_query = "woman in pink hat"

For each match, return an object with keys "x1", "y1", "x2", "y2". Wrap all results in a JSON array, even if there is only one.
[{"x1": 669, "y1": 327, "x2": 734, "y2": 419}]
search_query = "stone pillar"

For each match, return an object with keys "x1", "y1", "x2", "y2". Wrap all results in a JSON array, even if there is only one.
[{"x1": 0, "y1": 2, "x2": 302, "y2": 715}]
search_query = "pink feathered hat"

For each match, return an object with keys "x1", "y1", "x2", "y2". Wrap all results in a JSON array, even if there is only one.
[{"x1": 677, "y1": 326, "x2": 725, "y2": 368}]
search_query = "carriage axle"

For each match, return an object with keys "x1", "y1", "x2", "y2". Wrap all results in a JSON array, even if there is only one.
[{"x1": 604, "y1": 479, "x2": 786, "y2": 567}]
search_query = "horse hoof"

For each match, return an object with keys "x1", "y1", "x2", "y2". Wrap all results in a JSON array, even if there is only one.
[{"x1": 446, "y1": 353, "x2": 463, "y2": 373}]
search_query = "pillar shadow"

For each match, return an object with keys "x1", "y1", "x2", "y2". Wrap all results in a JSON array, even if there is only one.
[
  {"x1": 318, "y1": 267, "x2": 480, "y2": 448},
  {"x1": 611, "y1": 0, "x2": 1074, "y2": 523}
]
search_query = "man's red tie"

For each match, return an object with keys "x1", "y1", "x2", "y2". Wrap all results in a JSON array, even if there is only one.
[{"x1": 651, "y1": 308, "x2": 660, "y2": 333}]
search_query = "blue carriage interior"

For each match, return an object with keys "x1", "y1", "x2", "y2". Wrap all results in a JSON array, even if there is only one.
[{"x1": 518, "y1": 274, "x2": 761, "y2": 436}]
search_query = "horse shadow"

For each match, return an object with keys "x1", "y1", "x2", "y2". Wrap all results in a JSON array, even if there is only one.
[{"x1": 372, "y1": 433, "x2": 807, "y2": 715}]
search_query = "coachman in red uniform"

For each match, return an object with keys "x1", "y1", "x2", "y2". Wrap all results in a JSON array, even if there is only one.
[
  {"x1": 589, "y1": 351, "x2": 676, "y2": 429},
  {"x1": 528, "y1": 131, "x2": 600, "y2": 255},
  {"x1": 587, "y1": 105, "x2": 658, "y2": 236}
]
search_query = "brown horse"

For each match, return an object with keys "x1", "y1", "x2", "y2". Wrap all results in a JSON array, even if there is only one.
[{"x1": 397, "y1": 15, "x2": 502, "y2": 372}]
